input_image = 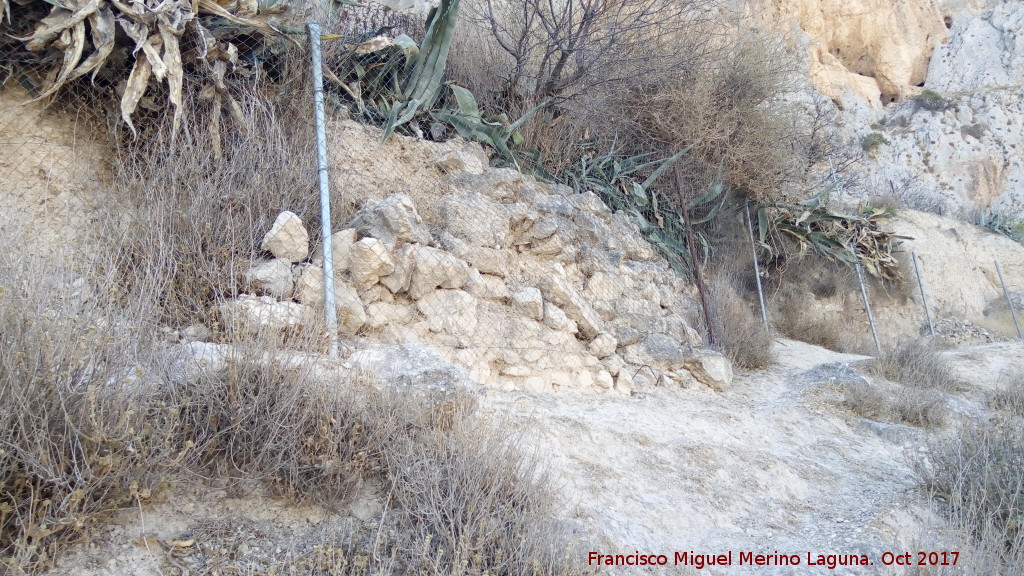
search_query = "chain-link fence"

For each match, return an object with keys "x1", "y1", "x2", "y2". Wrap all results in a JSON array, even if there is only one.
[{"x1": 1, "y1": 0, "x2": 1020, "y2": 397}]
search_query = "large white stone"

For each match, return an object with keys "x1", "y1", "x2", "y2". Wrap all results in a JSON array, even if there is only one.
[
  {"x1": 244, "y1": 258, "x2": 293, "y2": 298},
  {"x1": 543, "y1": 302, "x2": 578, "y2": 334},
  {"x1": 540, "y1": 270, "x2": 604, "y2": 338},
  {"x1": 440, "y1": 193, "x2": 510, "y2": 248},
  {"x1": 364, "y1": 302, "x2": 416, "y2": 330},
  {"x1": 464, "y1": 269, "x2": 509, "y2": 300},
  {"x1": 291, "y1": 266, "x2": 366, "y2": 335},
  {"x1": 167, "y1": 342, "x2": 233, "y2": 387},
  {"x1": 351, "y1": 193, "x2": 432, "y2": 247},
  {"x1": 510, "y1": 287, "x2": 544, "y2": 321},
  {"x1": 316, "y1": 228, "x2": 358, "y2": 274},
  {"x1": 349, "y1": 238, "x2": 396, "y2": 289},
  {"x1": 261, "y1": 211, "x2": 309, "y2": 263},
  {"x1": 408, "y1": 245, "x2": 470, "y2": 299},
  {"x1": 682, "y1": 351, "x2": 734, "y2": 392},
  {"x1": 416, "y1": 290, "x2": 478, "y2": 336},
  {"x1": 588, "y1": 333, "x2": 618, "y2": 359},
  {"x1": 219, "y1": 295, "x2": 315, "y2": 333}
]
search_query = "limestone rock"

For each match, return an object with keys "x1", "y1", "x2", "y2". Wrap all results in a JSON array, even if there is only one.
[
  {"x1": 351, "y1": 193, "x2": 432, "y2": 247},
  {"x1": 682, "y1": 350, "x2": 733, "y2": 392},
  {"x1": 244, "y1": 258, "x2": 293, "y2": 298},
  {"x1": 459, "y1": 246, "x2": 511, "y2": 277},
  {"x1": 261, "y1": 211, "x2": 309, "y2": 262},
  {"x1": 540, "y1": 271, "x2": 604, "y2": 338},
  {"x1": 614, "y1": 370, "x2": 634, "y2": 395},
  {"x1": 364, "y1": 302, "x2": 415, "y2": 330},
  {"x1": 349, "y1": 238, "x2": 396, "y2": 289},
  {"x1": 615, "y1": 326, "x2": 642, "y2": 347},
  {"x1": 451, "y1": 168, "x2": 523, "y2": 202},
  {"x1": 416, "y1": 290, "x2": 478, "y2": 336},
  {"x1": 543, "y1": 302, "x2": 578, "y2": 334},
  {"x1": 464, "y1": 269, "x2": 509, "y2": 300},
  {"x1": 314, "y1": 229, "x2": 358, "y2": 274},
  {"x1": 380, "y1": 244, "x2": 416, "y2": 294},
  {"x1": 291, "y1": 266, "x2": 366, "y2": 335},
  {"x1": 588, "y1": 333, "x2": 618, "y2": 359},
  {"x1": 511, "y1": 287, "x2": 544, "y2": 321},
  {"x1": 348, "y1": 343, "x2": 477, "y2": 416},
  {"x1": 167, "y1": 342, "x2": 232, "y2": 387},
  {"x1": 219, "y1": 295, "x2": 315, "y2": 333},
  {"x1": 440, "y1": 193, "x2": 510, "y2": 248},
  {"x1": 621, "y1": 333, "x2": 691, "y2": 371},
  {"x1": 594, "y1": 369, "x2": 614, "y2": 390},
  {"x1": 409, "y1": 245, "x2": 470, "y2": 299}
]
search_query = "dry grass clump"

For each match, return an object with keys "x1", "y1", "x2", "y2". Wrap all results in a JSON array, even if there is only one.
[
  {"x1": 705, "y1": 272, "x2": 775, "y2": 369},
  {"x1": 774, "y1": 297, "x2": 844, "y2": 351},
  {"x1": 110, "y1": 78, "x2": 320, "y2": 328},
  {"x1": 0, "y1": 247, "x2": 588, "y2": 573},
  {"x1": 866, "y1": 339, "x2": 959, "y2": 393},
  {"x1": 840, "y1": 339, "x2": 954, "y2": 428},
  {"x1": 989, "y1": 383, "x2": 1024, "y2": 419},
  {"x1": 0, "y1": 242, "x2": 167, "y2": 571},
  {"x1": 920, "y1": 425, "x2": 1024, "y2": 573},
  {"x1": 841, "y1": 383, "x2": 946, "y2": 429}
]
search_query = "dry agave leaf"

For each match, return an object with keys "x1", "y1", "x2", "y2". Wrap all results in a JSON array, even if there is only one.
[
  {"x1": 67, "y1": 6, "x2": 116, "y2": 83},
  {"x1": 120, "y1": 52, "x2": 153, "y2": 137}
]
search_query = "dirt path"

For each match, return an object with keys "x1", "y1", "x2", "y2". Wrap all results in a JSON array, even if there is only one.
[
  {"x1": 44, "y1": 338, "x2": 1017, "y2": 576},
  {"x1": 486, "y1": 339, "x2": 940, "y2": 575}
]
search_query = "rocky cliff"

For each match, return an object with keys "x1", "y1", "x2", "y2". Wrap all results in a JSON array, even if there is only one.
[{"x1": 759, "y1": 0, "x2": 1023, "y2": 216}]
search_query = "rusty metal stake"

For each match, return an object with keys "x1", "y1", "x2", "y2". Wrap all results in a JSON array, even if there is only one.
[
  {"x1": 995, "y1": 260, "x2": 1022, "y2": 339},
  {"x1": 911, "y1": 252, "x2": 935, "y2": 337}
]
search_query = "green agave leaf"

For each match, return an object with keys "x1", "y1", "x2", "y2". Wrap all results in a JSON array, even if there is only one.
[{"x1": 640, "y1": 141, "x2": 697, "y2": 191}]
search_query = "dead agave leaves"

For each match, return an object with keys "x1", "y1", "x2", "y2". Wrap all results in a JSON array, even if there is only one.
[{"x1": 15, "y1": 0, "x2": 291, "y2": 140}]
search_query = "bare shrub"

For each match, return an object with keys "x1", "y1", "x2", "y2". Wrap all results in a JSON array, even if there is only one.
[
  {"x1": 989, "y1": 383, "x2": 1024, "y2": 419},
  {"x1": 842, "y1": 381, "x2": 891, "y2": 421},
  {"x1": 705, "y1": 272, "x2": 774, "y2": 369},
  {"x1": 841, "y1": 383, "x2": 945, "y2": 428},
  {"x1": 773, "y1": 296, "x2": 843, "y2": 350},
  {"x1": 109, "y1": 72, "x2": 320, "y2": 328},
  {"x1": 0, "y1": 236, "x2": 168, "y2": 571},
  {"x1": 451, "y1": 0, "x2": 841, "y2": 205},
  {"x1": 383, "y1": 419, "x2": 589, "y2": 576},
  {"x1": 866, "y1": 339, "x2": 959, "y2": 392},
  {"x1": 892, "y1": 389, "x2": 947, "y2": 429},
  {"x1": 920, "y1": 424, "x2": 1024, "y2": 572}
]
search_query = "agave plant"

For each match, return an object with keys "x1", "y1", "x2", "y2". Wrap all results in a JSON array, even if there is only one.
[
  {"x1": 3, "y1": 0, "x2": 293, "y2": 140},
  {"x1": 561, "y1": 142, "x2": 727, "y2": 278},
  {"x1": 754, "y1": 188, "x2": 910, "y2": 281}
]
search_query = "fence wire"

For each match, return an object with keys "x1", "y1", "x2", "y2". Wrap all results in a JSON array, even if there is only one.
[{"x1": 1, "y1": 0, "x2": 1020, "y2": 399}]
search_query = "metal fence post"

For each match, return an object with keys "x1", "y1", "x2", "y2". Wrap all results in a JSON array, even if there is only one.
[
  {"x1": 855, "y1": 258, "x2": 882, "y2": 355},
  {"x1": 995, "y1": 260, "x2": 1023, "y2": 339},
  {"x1": 308, "y1": 21, "x2": 340, "y2": 357},
  {"x1": 745, "y1": 202, "x2": 769, "y2": 330},
  {"x1": 911, "y1": 251, "x2": 935, "y2": 337}
]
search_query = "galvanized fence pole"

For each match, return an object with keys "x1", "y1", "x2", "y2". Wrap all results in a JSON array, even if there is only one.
[
  {"x1": 911, "y1": 251, "x2": 935, "y2": 337},
  {"x1": 855, "y1": 258, "x2": 882, "y2": 355},
  {"x1": 745, "y1": 202, "x2": 769, "y2": 330},
  {"x1": 308, "y1": 21, "x2": 341, "y2": 357},
  {"x1": 995, "y1": 260, "x2": 1023, "y2": 339}
]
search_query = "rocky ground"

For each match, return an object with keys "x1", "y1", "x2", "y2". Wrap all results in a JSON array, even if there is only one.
[{"x1": 41, "y1": 338, "x2": 1024, "y2": 576}]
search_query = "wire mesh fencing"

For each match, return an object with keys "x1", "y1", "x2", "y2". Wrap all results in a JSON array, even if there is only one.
[{"x1": 2, "y1": 0, "x2": 1019, "y2": 398}]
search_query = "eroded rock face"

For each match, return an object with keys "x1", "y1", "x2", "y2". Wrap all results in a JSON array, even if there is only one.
[{"x1": 348, "y1": 343, "x2": 477, "y2": 417}]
